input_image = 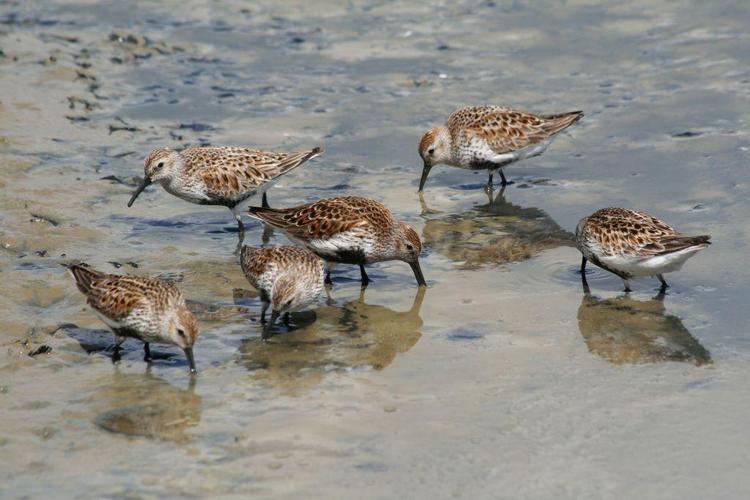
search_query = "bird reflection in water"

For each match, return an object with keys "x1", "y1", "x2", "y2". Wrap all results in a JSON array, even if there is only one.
[
  {"x1": 419, "y1": 187, "x2": 574, "y2": 269},
  {"x1": 238, "y1": 288, "x2": 425, "y2": 393},
  {"x1": 577, "y1": 281, "x2": 711, "y2": 366},
  {"x1": 94, "y1": 368, "x2": 201, "y2": 443}
]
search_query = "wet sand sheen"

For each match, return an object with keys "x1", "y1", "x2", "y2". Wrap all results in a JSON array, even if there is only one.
[{"x1": 1, "y1": 0, "x2": 749, "y2": 498}]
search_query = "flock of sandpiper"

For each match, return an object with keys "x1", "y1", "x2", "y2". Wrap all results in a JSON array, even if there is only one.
[{"x1": 67, "y1": 105, "x2": 711, "y2": 373}]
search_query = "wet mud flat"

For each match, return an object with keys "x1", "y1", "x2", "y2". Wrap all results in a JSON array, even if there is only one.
[{"x1": 2, "y1": 0, "x2": 750, "y2": 498}]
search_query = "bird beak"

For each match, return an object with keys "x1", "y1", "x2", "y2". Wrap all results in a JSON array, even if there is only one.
[
  {"x1": 183, "y1": 346, "x2": 196, "y2": 373},
  {"x1": 410, "y1": 260, "x2": 427, "y2": 287},
  {"x1": 263, "y1": 310, "x2": 280, "y2": 340},
  {"x1": 418, "y1": 162, "x2": 432, "y2": 192},
  {"x1": 127, "y1": 177, "x2": 152, "y2": 207}
]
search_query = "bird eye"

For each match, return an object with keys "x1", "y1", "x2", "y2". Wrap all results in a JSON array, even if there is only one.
[
  {"x1": 406, "y1": 244, "x2": 414, "y2": 251},
  {"x1": 427, "y1": 148, "x2": 435, "y2": 155},
  {"x1": 156, "y1": 161, "x2": 164, "y2": 169},
  {"x1": 177, "y1": 329, "x2": 186, "y2": 338}
]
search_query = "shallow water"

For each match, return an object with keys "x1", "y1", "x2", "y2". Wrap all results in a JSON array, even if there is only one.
[{"x1": 1, "y1": 0, "x2": 749, "y2": 497}]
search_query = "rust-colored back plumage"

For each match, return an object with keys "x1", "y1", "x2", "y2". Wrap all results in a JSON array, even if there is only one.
[
  {"x1": 179, "y1": 146, "x2": 322, "y2": 203},
  {"x1": 247, "y1": 196, "x2": 393, "y2": 241},
  {"x1": 241, "y1": 245, "x2": 320, "y2": 275},
  {"x1": 579, "y1": 208, "x2": 711, "y2": 258},
  {"x1": 240, "y1": 246, "x2": 323, "y2": 282},
  {"x1": 250, "y1": 198, "x2": 425, "y2": 285},
  {"x1": 449, "y1": 106, "x2": 583, "y2": 154},
  {"x1": 68, "y1": 264, "x2": 183, "y2": 321},
  {"x1": 240, "y1": 246, "x2": 271, "y2": 282}
]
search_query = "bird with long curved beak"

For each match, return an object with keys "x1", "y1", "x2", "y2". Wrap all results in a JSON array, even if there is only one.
[
  {"x1": 127, "y1": 145, "x2": 322, "y2": 242},
  {"x1": 246, "y1": 196, "x2": 427, "y2": 288},
  {"x1": 418, "y1": 105, "x2": 583, "y2": 191},
  {"x1": 66, "y1": 263, "x2": 200, "y2": 373}
]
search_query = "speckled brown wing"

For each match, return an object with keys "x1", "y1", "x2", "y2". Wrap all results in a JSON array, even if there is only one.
[
  {"x1": 247, "y1": 196, "x2": 391, "y2": 241},
  {"x1": 450, "y1": 106, "x2": 582, "y2": 154},
  {"x1": 254, "y1": 246, "x2": 320, "y2": 267},
  {"x1": 70, "y1": 265, "x2": 181, "y2": 321},
  {"x1": 583, "y1": 208, "x2": 708, "y2": 258},
  {"x1": 239, "y1": 246, "x2": 274, "y2": 286},
  {"x1": 240, "y1": 245, "x2": 323, "y2": 295},
  {"x1": 181, "y1": 147, "x2": 321, "y2": 203}
]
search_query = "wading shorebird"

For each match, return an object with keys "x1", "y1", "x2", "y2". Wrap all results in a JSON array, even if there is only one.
[
  {"x1": 575, "y1": 208, "x2": 711, "y2": 292},
  {"x1": 127, "y1": 146, "x2": 322, "y2": 241},
  {"x1": 240, "y1": 245, "x2": 325, "y2": 339},
  {"x1": 418, "y1": 105, "x2": 583, "y2": 191},
  {"x1": 67, "y1": 264, "x2": 200, "y2": 372},
  {"x1": 246, "y1": 196, "x2": 427, "y2": 288}
]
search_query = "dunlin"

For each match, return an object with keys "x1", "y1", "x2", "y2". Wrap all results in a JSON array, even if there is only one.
[
  {"x1": 418, "y1": 105, "x2": 583, "y2": 191},
  {"x1": 240, "y1": 245, "x2": 325, "y2": 339},
  {"x1": 127, "y1": 146, "x2": 322, "y2": 241},
  {"x1": 575, "y1": 208, "x2": 711, "y2": 292},
  {"x1": 67, "y1": 264, "x2": 199, "y2": 372},
  {"x1": 246, "y1": 196, "x2": 427, "y2": 287}
]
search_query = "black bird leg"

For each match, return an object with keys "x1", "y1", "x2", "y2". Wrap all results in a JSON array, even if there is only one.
[
  {"x1": 261, "y1": 224, "x2": 273, "y2": 246},
  {"x1": 283, "y1": 312, "x2": 290, "y2": 327},
  {"x1": 111, "y1": 344, "x2": 122, "y2": 363},
  {"x1": 580, "y1": 256, "x2": 590, "y2": 291},
  {"x1": 259, "y1": 290, "x2": 270, "y2": 324},
  {"x1": 359, "y1": 264, "x2": 370, "y2": 287},
  {"x1": 262, "y1": 192, "x2": 270, "y2": 208},
  {"x1": 657, "y1": 274, "x2": 669, "y2": 293},
  {"x1": 499, "y1": 169, "x2": 509, "y2": 186},
  {"x1": 143, "y1": 342, "x2": 152, "y2": 363},
  {"x1": 260, "y1": 301, "x2": 269, "y2": 324},
  {"x1": 235, "y1": 215, "x2": 245, "y2": 242},
  {"x1": 233, "y1": 211, "x2": 247, "y2": 255},
  {"x1": 486, "y1": 172, "x2": 493, "y2": 191},
  {"x1": 324, "y1": 270, "x2": 333, "y2": 286}
]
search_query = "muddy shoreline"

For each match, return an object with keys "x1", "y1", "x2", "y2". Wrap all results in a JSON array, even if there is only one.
[{"x1": 2, "y1": 0, "x2": 749, "y2": 498}]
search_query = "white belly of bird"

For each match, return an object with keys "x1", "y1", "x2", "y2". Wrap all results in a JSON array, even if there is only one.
[
  {"x1": 162, "y1": 177, "x2": 212, "y2": 204},
  {"x1": 455, "y1": 137, "x2": 551, "y2": 170},
  {"x1": 599, "y1": 246, "x2": 705, "y2": 277},
  {"x1": 309, "y1": 232, "x2": 376, "y2": 261}
]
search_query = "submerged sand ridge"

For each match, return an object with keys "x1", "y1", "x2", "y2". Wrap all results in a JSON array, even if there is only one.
[{"x1": 0, "y1": 0, "x2": 748, "y2": 497}]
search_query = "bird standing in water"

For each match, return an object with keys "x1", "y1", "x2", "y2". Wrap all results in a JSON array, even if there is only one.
[
  {"x1": 576, "y1": 208, "x2": 711, "y2": 292},
  {"x1": 247, "y1": 196, "x2": 427, "y2": 288},
  {"x1": 128, "y1": 146, "x2": 322, "y2": 242},
  {"x1": 67, "y1": 264, "x2": 200, "y2": 372},
  {"x1": 418, "y1": 105, "x2": 582, "y2": 191},
  {"x1": 240, "y1": 245, "x2": 325, "y2": 339}
]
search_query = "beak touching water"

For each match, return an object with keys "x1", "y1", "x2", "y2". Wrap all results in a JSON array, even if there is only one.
[
  {"x1": 183, "y1": 346, "x2": 196, "y2": 373},
  {"x1": 263, "y1": 310, "x2": 280, "y2": 341},
  {"x1": 410, "y1": 260, "x2": 427, "y2": 287},
  {"x1": 127, "y1": 177, "x2": 152, "y2": 207},
  {"x1": 418, "y1": 162, "x2": 432, "y2": 192}
]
